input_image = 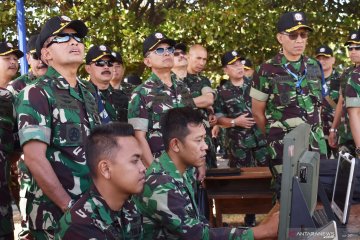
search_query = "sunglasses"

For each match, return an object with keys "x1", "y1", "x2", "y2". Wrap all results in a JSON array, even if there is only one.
[
  {"x1": 147, "y1": 47, "x2": 175, "y2": 57},
  {"x1": 30, "y1": 51, "x2": 39, "y2": 60},
  {"x1": 92, "y1": 60, "x2": 114, "y2": 67},
  {"x1": 174, "y1": 50, "x2": 186, "y2": 57},
  {"x1": 46, "y1": 33, "x2": 83, "y2": 48},
  {"x1": 281, "y1": 31, "x2": 309, "y2": 40},
  {"x1": 347, "y1": 46, "x2": 360, "y2": 51}
]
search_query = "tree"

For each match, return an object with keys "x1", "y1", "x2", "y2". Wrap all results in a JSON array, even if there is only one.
[{"x1": 1, "y1": 0, "x2": 359, "y2": 85}]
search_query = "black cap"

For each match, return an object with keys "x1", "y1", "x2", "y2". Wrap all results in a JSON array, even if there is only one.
[
  {"x1": 111, "y1": 51, "x2": 123, "y2": 64},
  {"x1": 0, "y1": 42, "x2": 24, "y2": 58},
  {"x1": 124, "y1": 74, "x2": 142, "y2": 86},
  {"x1": 143, "y1": 32, "x2": 176, "y2": 56},
  {"x1": 277, "y1": 12, "x2": 313, "y2": 33},
  {"x1": 315, "y1": 45, "x2": 333, "y2": 57},
  {"x1": 345, "y1": 29, "x2": 360, "y2": 46},
  {"x1": 175, "y1": 43, "x2": 187, "y2": 52},
  {"x1": 221, "y1": 50, "x2": 241, "y2": 67},
  {"x1": 36, "y1": 16, "x2": 88, "y2": 58},
  {"x1": 27, "y1": 34, "x2": 39, "y2": 53},
  {"x1": 86, "y1": 45, "x2": 115, "y2": 64},
  {"x1": 240, "y1": 58, "x2": 253, "y2": 70}
]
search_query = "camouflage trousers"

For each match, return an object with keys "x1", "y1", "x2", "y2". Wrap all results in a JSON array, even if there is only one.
[
  {"x1": 0, "y1": 150, "x2": 14, "y2": 238},
  {"x1": 18, "y1": 157, "x2": 33, "y2": 240},
  {"x1": 228, "y1": 146, "x2": 269, "y2": 168}
]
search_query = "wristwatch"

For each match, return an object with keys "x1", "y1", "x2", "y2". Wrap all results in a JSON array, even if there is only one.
[
  {"x1": 231, "y1": 119, "x2": 236, "y2": 127},
  {"x1": 62, "y1": 199, "x2": 75, "y2": 212},
  {"x1": 329, "y1": 128, "x2": 338, "y2": 133}
]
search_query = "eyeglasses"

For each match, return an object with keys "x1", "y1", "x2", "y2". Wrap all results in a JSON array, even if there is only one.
[
  {"x1": 92, "y1": 60, "x2": 114, "y2": 67},
  {"x1": 46, "y1": 33, "x2": 83, "y2": 48},
  {"x1": 147, "y1": 47, "x2": 175, "y2": 57},
  {"x1": 174, "y1": 50, "x2": 186, "y2": 57},
  {"x1": 281, "y1": 31, "x2": 309, "y2": 40},
  {"x1": 347, "y1": 46, "x2": 360, "y2": 51}
]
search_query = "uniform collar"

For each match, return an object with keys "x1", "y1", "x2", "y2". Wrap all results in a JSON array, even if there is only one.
[
  {"x1": 272, "y1": 53, "x2": 308, "y2": 66},
  {"x1": 46, "y1": 66, "x2": 86, "y2": 90},
  {"x1": 89, "y1": 185, "x2": 120, "y2": 225},
  {"x1": 149, "y1": 72, "x2": 178, "y2": 89},
  {"x1": 147, "y1": 152, "x2": 184, "y2": 183}
]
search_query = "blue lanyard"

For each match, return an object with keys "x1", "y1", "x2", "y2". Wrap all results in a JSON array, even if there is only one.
[{"x1": 283, "y1": 63, "x2": 307, "y2": 94}]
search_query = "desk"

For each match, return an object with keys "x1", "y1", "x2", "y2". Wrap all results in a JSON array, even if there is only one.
[{"x1": 205, "y1": 167, "x2": 273, "y2": 227}]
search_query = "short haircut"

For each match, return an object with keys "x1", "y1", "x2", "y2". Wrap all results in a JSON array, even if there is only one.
[
  {"x1": 161, "y1": 107, "x2": 203, "y2": 151},
  {"x1": 85, "y1": 122, "x2": 135, "y2": 177}
]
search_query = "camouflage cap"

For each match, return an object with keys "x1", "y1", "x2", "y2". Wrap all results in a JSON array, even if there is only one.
[
  {"x1": 277, "y1": 12, "x2": 313, "y2": 33},
  {"x1": 0, "y1": 41, "x2": 24, "y2": 58},
  {"x1": 315, "y1": 45, "x2": 333, "y2": 58},
  {"x1": 345, "y1": 29, "x2": 360, "y2": 46},
  {"x1": 143, "y1": 32, "x2": 176, "y2": 56},
  {"x1": 36, "y1": 15, "x2": 88, "y2": 58},
  {"x1": 111, "y1": 51, "x2": 123, "y2": 64},
  {"x1": 86, "y1": 45, "x2": 115, "y2": 64},
  {"x1": 221, "y1": 50, "x2": 241, "y2": 67}
]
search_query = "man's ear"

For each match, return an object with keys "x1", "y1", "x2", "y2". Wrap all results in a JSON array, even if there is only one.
[
  {"x1": 41, "y1": 48, "x2": 51, "y2": 64},
  {"x1": 144, "y1": 57, "x2": 152, "y2": 68},
  {"x1": 169, "y1": 138, "x2": 180, "y2": 153},
  {"x1": 85, "y1": 64, "x2": 91, "y2": 74},
  {"x1": 276, "y1": 33, "x2": 283, "y2": 44},
  {"x1": 98, "y1": 159, "x2": 111, "y2": 179}
]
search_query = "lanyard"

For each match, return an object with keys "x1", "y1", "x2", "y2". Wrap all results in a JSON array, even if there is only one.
[{"x1": 283, "y1": 62, "x2": 307, "y2": 94}]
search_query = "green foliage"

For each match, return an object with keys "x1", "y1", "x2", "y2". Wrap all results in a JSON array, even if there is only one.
[{"x1": 1, "y1": 0, "x2": 359, "y2": 85}]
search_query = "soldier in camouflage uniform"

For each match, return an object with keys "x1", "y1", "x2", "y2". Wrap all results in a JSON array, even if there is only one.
[
  {"x1": 128, "y1": 32, "x2": 195, "y2": 167},
  {"x1": 56, "y1": 123, "x2": 144, "y2": 239},
  {"x1": 0, "y1": 41, "x2": 24, "y2": 240},
  {"x1": 6, "y1": 35, "x2": 48, "y2": 240},
  {"x1": 251, "y1": 12, "x2": 328, "y2": 171},
  {"x1": 215, "y1": 50, "x2": 268, "y2": 168},
  {"x1": 110, "y1": 51, "x2": 136, "y2": 97},
  {"x1": 134, "y1": 107, "x2": 279, "y2": 239},
  {"x1": 241, "y1": 58, "x2": 254, "y2": 80},
  {"x1": 85, "y1": 45, "x2": 129, "y2": 123},
  {"x1": 185, "y1": 44, "x2": 217, "y2": 168},
  {"x1": 15, "y1": 16, "x2": 100, "y2": 239},
  {"x1": 215, "y1": 50, "x2": 268, "y2": 227},
  {"x1": 315, "y1": 45, "x2": 341, "y2": 158},
  {"x1": 343, "y1": 29, "x2": 360, "y2": 158}
]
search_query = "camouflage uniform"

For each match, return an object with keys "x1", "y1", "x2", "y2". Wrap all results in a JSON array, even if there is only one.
[
  {"x1": 120, "y1": 81, "x2": 136, "y2": 98},
  {"x1": 184, "y1": 73, "x2": 217, "y2": 168},
  {"x1": 344, "y1": 65, "x2": 360, "y2": 153},
  {"x1": 215, "y1": 78, "x2": 268, "y2": 167},
  {"x1": 133, "y1": 152, "x2": 254, "y2": 239},
  {"x1": 55, "y1": 185, "x2": 142, "y2": 239},
  {"x1": 7, "y1": 72, "x2": 40, "y2": 240},
  {"x1": 250, "y1": 53, "x2": 327, "y2": 164},
  {"x1": 0, "y1": 87, "x2": 15, "y2": 239},
  {"x1": 93, "y1": 83, "x2": 129, "y2": 123},
  {"x1": 128, "y1": 73, "x2": 195, "y2": 157},
  {"x1": 15, "y1": 67, "x2": 100, "y2": 236},
  {"x1": 320, "y1": 69, "x2": 341, "y2": 158}
]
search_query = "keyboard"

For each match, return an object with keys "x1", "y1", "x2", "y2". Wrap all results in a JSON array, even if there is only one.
[{"x1": 313, "y1": 208, "x2": 330, "y2": 227}]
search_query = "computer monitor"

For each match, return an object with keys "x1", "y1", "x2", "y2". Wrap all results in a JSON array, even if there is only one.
[{"x1": 278, "y1": 123, "x2": 320, "y2": 239}]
